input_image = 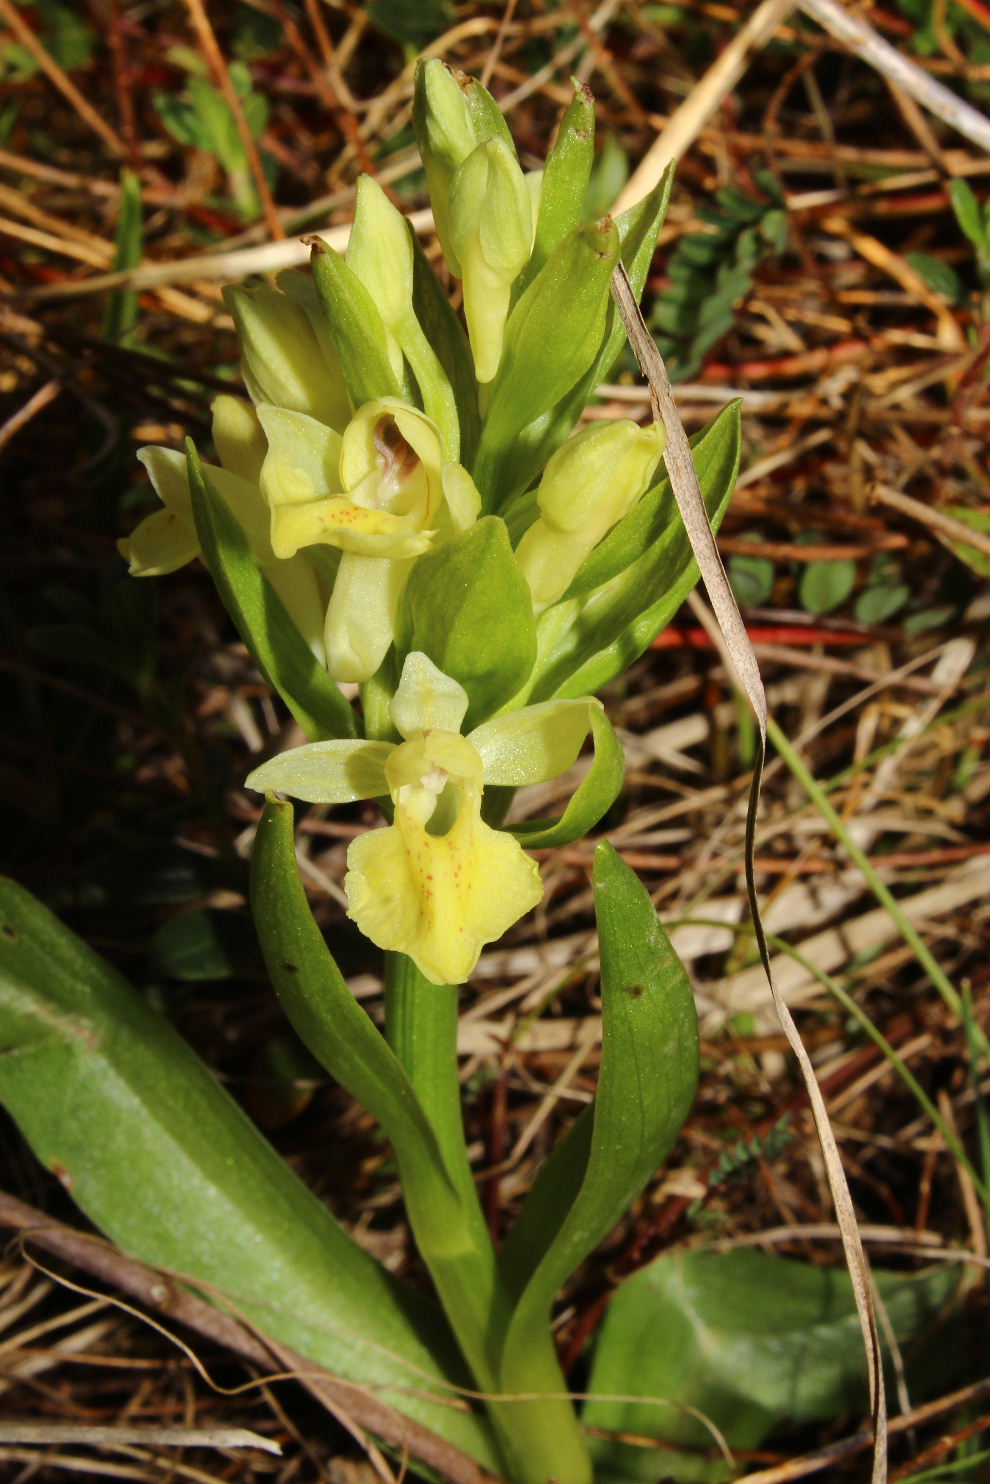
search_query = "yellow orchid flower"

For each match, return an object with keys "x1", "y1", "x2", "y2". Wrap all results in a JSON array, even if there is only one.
[
  {"x1": 257, "y1": 399, "x2": 481, "y2": 684},
  {"x1": 246, "y1": 653, "x2": 606, "y2": 985},
  {"x1": 121, "y1": 396, "x2": 327, "y2": 662}
]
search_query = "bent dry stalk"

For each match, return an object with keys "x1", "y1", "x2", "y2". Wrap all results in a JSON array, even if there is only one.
[{"x1": 0, "y1": 59, "x2": 744, "y2": 1484}]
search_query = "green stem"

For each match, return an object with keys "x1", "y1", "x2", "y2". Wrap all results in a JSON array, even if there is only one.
[
  {"x1": 767, "y1": 716, "x2": 988, "y2": 1058},
  {"x1": 384, "y1": 952, "x2": 592, "y2": 1484}
]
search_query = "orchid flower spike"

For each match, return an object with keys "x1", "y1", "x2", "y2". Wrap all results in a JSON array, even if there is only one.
[{"x1": 246, "y1": 653, "x2": 607, "y2": 985}]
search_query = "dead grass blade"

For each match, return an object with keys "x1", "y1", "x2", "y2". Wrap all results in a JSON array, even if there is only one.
[
  {"x1": 0, "y1": 1424, "x2": 280, "y2": 1454},
  {"x1": 610, "y1": 261, "x2": 888, "y2": 1482},
  {"x1": 799, "y1": 0, "x2": 990, "y2": 151}
]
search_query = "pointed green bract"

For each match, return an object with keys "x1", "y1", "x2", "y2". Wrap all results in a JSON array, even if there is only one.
[
  {"x1": 524, "y1": 78, "x2": 596, "y2": 287},
  {"x1": 473, "y1": 217, "x2": 621, "y2": 509},
  {"x1": 396, "y1": 517, "x2": 537, "y2": 728},
  {"x1": 186, "y1": 441, "x2": 357, "y2": 740},
  {"x1": 308, "y1": 238, "x2": 404, "y2": 409}
]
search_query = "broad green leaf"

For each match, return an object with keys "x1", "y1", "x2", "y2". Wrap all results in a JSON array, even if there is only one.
[
  {"x1": 949, "y1": 177, "x2": 988, "y2": 256},
  {"x1": 309, "y1": 239, "x2": 403, "y2": 410},
  {"x1": 186, "y1": 442, "x2": 357, "y2": 741},
  {"x1": 396, "y1": 517, "x2": 537, "y2": 728},
  {"x1": 524, "y1": 80, "x2": 596, "y2": 287},
  {"x1": 525, "y1": 400, "x2": 741, "y2": 701},
  {"x1": 584, "y1": 1249, "x2": 962, "y2": 1483},
  {"x1": 502, "y1": 704, "x2": 625, "y2": 848},
  {"x1": 149, "y1": 907, "x2": 253, "y2": 981},
  {"x1": 473, "y1": 218, "x2": 621, "y2": 510},
  {"x1": 728, "y1": 546, "x2": 775, "y2": 606},
  {"x1": 0, "y1": 877, "x2": 497, "y2": 1466},
  {"x1": 799, "y1": 556, "x2": 856, "y2": 615},
  {"x1": 497, "y1": 844, "x2": 698, "y2": 1390},
  {"x1": 855, "y1": 580, "x2": 909, "y2": 624},
  {"x1": 906, "y1": 250, "x2": 963, "y2": 303},
  {"x1": 367, "y1": 0, "x2": 454, "y2": 47}
]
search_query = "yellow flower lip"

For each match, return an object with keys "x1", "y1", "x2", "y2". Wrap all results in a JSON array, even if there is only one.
[{"x1": 245, "y1": 654, "x2": 609, "y2": 985}]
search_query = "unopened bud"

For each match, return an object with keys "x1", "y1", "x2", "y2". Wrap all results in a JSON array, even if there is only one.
[
  {"x1": 516, "y1": 420, "x2": 666, "y2": 607},
  {"x1": 449, "y1": 139, "x2": 533, "y2": 383},
  {"x1": 223, "y1": 281, "x2": 349, "y2": 430},
  {"x1": 412, "y1": 58, "x2": 476, "y2": 275}
]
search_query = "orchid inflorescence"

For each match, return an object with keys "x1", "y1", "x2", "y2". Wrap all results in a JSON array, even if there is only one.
[{"x1": 121, "y1": 58, "x2": 711, "y2": 988}]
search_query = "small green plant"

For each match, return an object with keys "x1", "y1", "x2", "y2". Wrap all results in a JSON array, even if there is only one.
[
  {"x1": 154, "y1": 54, "x2": 273, "y2": 221},
  {"x1": 908, "y1": 178, "x2": 990, "y2": 316},
  {"x1": 651, "y1": 171, "x2": 787, "y2": 381}
]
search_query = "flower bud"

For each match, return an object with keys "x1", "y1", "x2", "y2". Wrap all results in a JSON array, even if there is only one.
[
  {"x1": 412, "y1": 58, "x2": 477, "y2": 276},
  {"x1": 222, "y1": 281, "x2": 350, "y2": 430},
  {"x1": 515, "y1": 420, "x2": 666, "y2": 607},
  {"x1": 449, "y1": 138, "x2": 534, "y2": 383},
  {"x1": 347, "y1": 176, "x2": 414, "y2": 335}
]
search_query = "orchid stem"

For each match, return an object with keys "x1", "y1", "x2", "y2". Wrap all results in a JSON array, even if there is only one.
[{"x1": 383, "y1": 952, "x2": 593, "y2": 1484}]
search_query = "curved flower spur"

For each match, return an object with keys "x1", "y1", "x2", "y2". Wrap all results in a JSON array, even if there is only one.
[{"x1": 247, "y1": 651, "x2": 621, "y2": 986}]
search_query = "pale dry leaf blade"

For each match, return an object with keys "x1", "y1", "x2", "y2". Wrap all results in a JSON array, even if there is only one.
[{"x1": 609, "y1": 261, "x2": 888, "y2": 1482}]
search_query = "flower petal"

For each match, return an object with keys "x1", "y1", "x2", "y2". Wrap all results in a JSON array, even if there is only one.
[
  {"x1": 345, "y1": 790, "x2": 541, "y2": 985},
  {"x1": 390, "y1": 652, "x2": 469, "y2": 740},
  {"x1": 469, "y1": 698, "x2": 601, "y2": 785},
  {"x1": 212, "y1": 394, "x2": 268, "y2": 485},
  {"x1": 324, "y1": 551, "x2": 413, "y2": 683},
  {"x1": 245, "y1": 740, "x2": 392, "y2": 803},
  {"x1": 271, "y1": 497, "x2": 432, "y2": 560},
  {"x1": 119, "y1": 505, "x2": 198, "y2": 576}
]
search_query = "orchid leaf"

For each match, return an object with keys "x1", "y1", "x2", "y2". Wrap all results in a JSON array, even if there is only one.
[
  {"x1": 497, "y1": 844, "x2": 698, "y2": 1385},
  {"x1": 584, "y1": 1249, "x2": 962, "y2": 1483},
  {"x1": 251, "y1": 800, "x2": 462, "y2": 1201},
  {"x1": 0, "y1": 876, "x2": 499, "y2": 1466},
  {"x1": 186, "y1": 442, "x2": 357, "y2": 741}
]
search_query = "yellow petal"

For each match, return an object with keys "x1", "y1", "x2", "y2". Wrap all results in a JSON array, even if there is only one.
[
  {"x1": 270, "y1": 496, "x2": 432, "y2": 560},
  {"x1": 120, "y1": 506, "x2": 199, "y2": 575},
  {"x1": 345, "y1": 733, "x2": 542, "y2": 984}
]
